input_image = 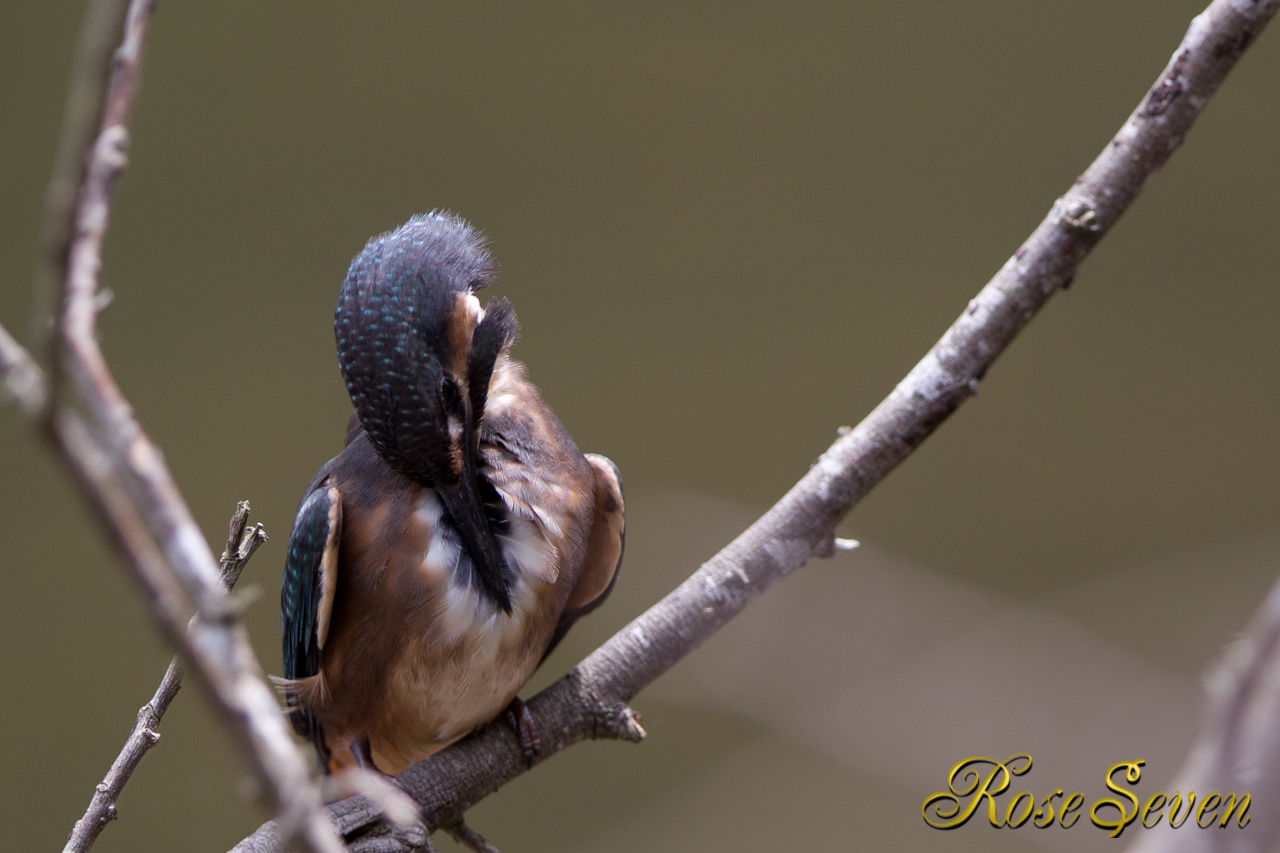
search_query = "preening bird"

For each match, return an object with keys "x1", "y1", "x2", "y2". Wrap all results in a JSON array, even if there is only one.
[{"x1": 278, "y1": 212, "x2": 625, "y2": 775}]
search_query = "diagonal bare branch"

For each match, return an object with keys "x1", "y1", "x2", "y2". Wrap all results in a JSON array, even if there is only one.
[{"x1": 230, "y1": 0, "x2": 1280, "y2": 850}]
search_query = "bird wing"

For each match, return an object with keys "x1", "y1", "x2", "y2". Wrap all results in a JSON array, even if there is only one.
[
  {"x1": 280, "y1": 483, "x2": 342, "y2": 683},
  {"x1": 542, "y1": 453, "x2": 625, "y2": 660}
]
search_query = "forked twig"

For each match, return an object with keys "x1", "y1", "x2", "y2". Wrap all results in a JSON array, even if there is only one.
[{"x1": 64, "y1": 503, "x2": 268, "y2": 853}]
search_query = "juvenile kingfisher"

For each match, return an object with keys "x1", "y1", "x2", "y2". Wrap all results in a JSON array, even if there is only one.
[{"x1": 278, "y1": 212, "x2": 625, "y2": 776}]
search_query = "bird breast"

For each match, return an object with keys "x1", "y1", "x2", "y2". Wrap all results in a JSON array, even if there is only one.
[
  {"x1": 349, "y1": 486, "x2": 566, "y2": 763},
  {"x1": 410, "y1": 488, "x2": 561, "y2": 648}
]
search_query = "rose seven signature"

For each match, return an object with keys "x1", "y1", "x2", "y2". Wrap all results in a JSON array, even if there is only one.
[{"x1": 922, "y1": 754, "x2": 1250, "y2": 836}]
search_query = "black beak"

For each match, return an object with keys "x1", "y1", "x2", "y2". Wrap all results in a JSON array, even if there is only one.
[{"x1": 437, "y1": 454, "x2": 512, "y2": 613}]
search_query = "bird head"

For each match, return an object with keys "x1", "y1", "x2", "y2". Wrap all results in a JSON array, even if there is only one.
[{"x1": 335, "y1": 212, "x2": 520, "y2": 607}]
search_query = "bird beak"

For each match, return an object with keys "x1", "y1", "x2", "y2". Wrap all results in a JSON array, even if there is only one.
[{"x1": 436, "y1": 455, "x2": 510, "y2": 610}]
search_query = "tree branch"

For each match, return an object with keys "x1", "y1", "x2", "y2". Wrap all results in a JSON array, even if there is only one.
[
  {"x1": 0, "y1": 323, "x2": 46, "y2": 418},
  {"x1": 232, "y1": 0, "x2": 1280, "y2": 850},
  {"x1": 64, "y1": 503, "x2": 268, "y2": 853},
  {"x1": 30, "y1": 0, "x2": 130, "y2": 385},
  {"x1": 1126, "y1": 569, "x2": 1280, "y2": 853},
  {"x1": 0, "y1": 2, "x2": 350, "y2": 851}
]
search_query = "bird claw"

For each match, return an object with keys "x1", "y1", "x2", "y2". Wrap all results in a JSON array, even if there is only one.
[
  {"x1": 349, "y1": 738, "x2": 407, "y2": 791},
  {"x1": 346, "y1": 821, "x2": 432, "y2": 853},
  {"x1": 502, "y1": 697, "x2": 540, "y2": 767}
]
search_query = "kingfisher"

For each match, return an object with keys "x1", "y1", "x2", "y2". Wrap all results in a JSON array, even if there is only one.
[{"x1": 278, "y1": 212, "x2": 625, "y2": 776}]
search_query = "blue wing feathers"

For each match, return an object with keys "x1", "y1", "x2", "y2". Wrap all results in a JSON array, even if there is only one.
[{"x1": 281, "y1": 486, "x2": 339, "y2": 681}]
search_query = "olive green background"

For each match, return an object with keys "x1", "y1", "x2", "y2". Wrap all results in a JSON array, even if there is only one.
[{"x1": 2, "y1": 1, "x2": 1278, "y2": 851}]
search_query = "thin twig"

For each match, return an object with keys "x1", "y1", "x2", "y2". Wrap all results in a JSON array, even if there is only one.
[
  {"x1": 64, "y1": 504, "x2": 268, "y2": 853},
  {"x1": 225, "y1": 1, "x2": 1279, "y2": 850},
  {"x1": 42, "y1": 408, "x2": 342, "y2": 853},
  {"x1": 0, "y1": 1, "x2": 348, "y2": 851},
  {"x1": 220, "y1": 501, "x2": 270, "y2": 589}
]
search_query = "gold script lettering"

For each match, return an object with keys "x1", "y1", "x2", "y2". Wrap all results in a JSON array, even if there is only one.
[
  {"x1": 1090, "y1": 760, "x2": 1144, "y2": 838},
  {"x1": 1196, "y1": 793, "x2": 1221, "y2": 828},
  {"x1": 1060, "y1": 792, "x2": 1084, "y2": 828},
  {"x1": 1006, "y1": 792, "x2": 1035, "y2": 828},
  {"x1": 1167, "y1": 791, "x2": 1196, "y2": 828},
  {"x1": 1141, "y1": 792, "x2": 1167, "y2": 828},
  {"x1": 922, "y1": 754, "x2": 1032, "y2": 829},
  {"x1": 1218, "y1": 792, "x2": 1250, "y2": 828},
  {"x1": 1032, "y1": 789, "x2": 1062, "y2": 828}
]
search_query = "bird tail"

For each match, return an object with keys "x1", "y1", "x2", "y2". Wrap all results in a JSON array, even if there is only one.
[{"x1": 269, "y1": 673, "x2": 333, "y2": 773}]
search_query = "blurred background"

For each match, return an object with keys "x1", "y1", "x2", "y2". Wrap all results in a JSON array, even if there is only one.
[{"x1": 2, "y1": 1, "x2": 1279, "y2": 851}]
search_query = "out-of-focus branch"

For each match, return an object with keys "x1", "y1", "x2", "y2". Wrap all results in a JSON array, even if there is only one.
[
  {"x1": 31, "y1": 0, "x2": 129, "y2": 380},
  {"x1": 42, "y1": 409, "x2": 343, "y2": 853},
  {"x1": 64, "y1": 504, "x2": 268, "y2": 853},
  {"x1": 233, "y1": 1, "x2": 1280, "y2": 851},
  {"x1": 1126, "y1": 573, "x2": 1280, "y2": 853},
  {"x1": 0, "y1": 324, "x2": 46, "y2": 418},
  {"x1": 0, "y1": 2, "x2": 351, "y2": 852},
  {"x1": 57, "y1": 0, "x2": 155, "y2": 426}
]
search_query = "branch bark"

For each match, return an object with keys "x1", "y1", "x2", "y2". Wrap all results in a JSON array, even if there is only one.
[
  {"x1": 1, "y1": 2, "x2": 349, "y2": 852},
  {"x1": 231, "y1": 0, "x2": 1280, "y2": 850},
  {"x1": 64, "y1": 503, "x2": 268, "y2": 853}
]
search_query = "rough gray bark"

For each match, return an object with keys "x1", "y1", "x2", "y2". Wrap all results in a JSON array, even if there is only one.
[{"x1": 228, "y1": 1, "x2": 1280, "y2": 851}]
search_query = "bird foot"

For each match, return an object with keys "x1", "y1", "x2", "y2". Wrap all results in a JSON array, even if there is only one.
[
  {"x1": 502, "y1": 697, "x2": 540, "y2": 767},
  {"x1": 322, "y1": 745, "x2": 421, "y2": 831},
  {"x1": 350, "y1": 737, "x2": 401, "y2": 788},
  {"x1": 443, "y1": 817, "x2": 502, "y2": 853}
]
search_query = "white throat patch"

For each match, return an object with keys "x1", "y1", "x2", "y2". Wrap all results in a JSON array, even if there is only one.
[{"x1": 413, "y1": 489, "x2": 556, "y2": 643}]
